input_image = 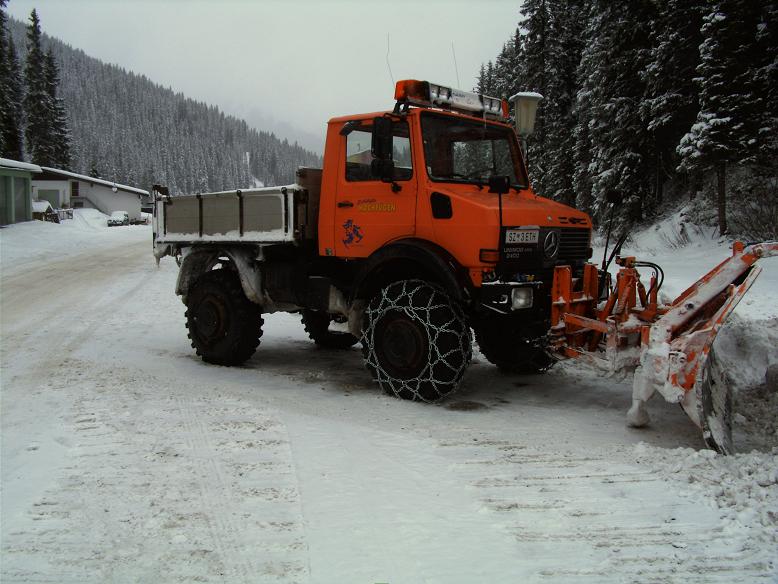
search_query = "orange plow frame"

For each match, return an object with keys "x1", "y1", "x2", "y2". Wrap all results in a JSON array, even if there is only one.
[{"x1": 549, "y1": 241, "x2": 778, "y2": 452}]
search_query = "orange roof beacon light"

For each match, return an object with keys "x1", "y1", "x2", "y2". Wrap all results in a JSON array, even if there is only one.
[{"x1": 394, "y1": 79, "x2": 509, "y2": 120}]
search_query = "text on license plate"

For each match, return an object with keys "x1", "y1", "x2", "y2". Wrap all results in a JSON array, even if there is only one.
[{"x1": 505, "y1": 229, "x2": 538, "y2": 244}]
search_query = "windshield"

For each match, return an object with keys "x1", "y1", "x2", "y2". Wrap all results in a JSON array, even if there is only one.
[{"x1": 421, "y1": 112, "x2": 527, "y2": 188}]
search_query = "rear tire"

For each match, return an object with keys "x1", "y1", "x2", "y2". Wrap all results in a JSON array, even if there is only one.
[
  {"x1": 185, "y1": 269, "x2": 263, "y2": 365},
  {"x1": 474, "y1": 318, "x2": 553, "y2": 374},
  {"x1": 361, "y1": 280, "x2": 472, "y2": 402},
  {"x1": 301, "y1": 310, "x2": 359, "y2": 349}
]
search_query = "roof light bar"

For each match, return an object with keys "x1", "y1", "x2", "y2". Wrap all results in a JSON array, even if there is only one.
[{"x1": 395, "y1": 79, "x2": 508, "y2": 120}]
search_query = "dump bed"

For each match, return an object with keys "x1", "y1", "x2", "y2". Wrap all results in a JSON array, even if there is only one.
[
  {"x1": 154, "y1": 185, "x2": 298, "y2": 245},
  {"x1": 153, "y1": 168, "x2": 322, "y2": 248}
]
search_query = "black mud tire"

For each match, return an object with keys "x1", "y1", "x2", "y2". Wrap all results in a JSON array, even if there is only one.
[
  {"x1": 185, "y1": 269, "x2": 263, "y2": 365},
  {"x1": 301, "y1": 310, "x2": 359, "y2": 350},
  {"x1": 361, "y1": 280, "x2": 472, "y2": 402},
  {"x1": 474, "y1": 318, "x2": 553, "y2": 374}
]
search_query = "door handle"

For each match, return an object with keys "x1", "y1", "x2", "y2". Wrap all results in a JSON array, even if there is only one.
[{"x1": 337, "y1": 201, "x2": 354, "y2": 208}]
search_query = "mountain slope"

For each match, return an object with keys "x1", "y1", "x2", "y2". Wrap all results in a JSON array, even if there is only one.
[{"x1": 8, "y1": 17, "x2": 321, "y2": 194}]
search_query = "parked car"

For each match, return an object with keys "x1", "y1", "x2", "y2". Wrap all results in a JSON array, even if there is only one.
[{"x1": 108, "y1": 211, "x2": 129, "y2": 226}]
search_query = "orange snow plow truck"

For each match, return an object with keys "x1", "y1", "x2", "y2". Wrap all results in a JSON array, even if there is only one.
[{"x1": 153, "y1": 79, "x2": 777, "y2": 453}]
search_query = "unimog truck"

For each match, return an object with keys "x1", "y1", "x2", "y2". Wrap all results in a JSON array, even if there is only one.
[{"x1": 154, "y1": 79, "x2": 776, "y2": 452}]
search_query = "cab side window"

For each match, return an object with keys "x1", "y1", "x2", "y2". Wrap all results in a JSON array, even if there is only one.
[{"x1": 345, "y1": 122, "x2": 413, "y2": 182}]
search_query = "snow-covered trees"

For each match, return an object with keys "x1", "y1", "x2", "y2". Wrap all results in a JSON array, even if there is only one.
[
  {"x1": 482, "y1": 0, "x2": 776, "y2": 237},
  {"x1": 44, "y1": 48, "x2": 71, "y2": 168},
  {"x1": 0, "y1": 8, "x2": 72, "y2": 168},
  {"x1": 643, "y1": 0, "x2": 706, "y2": 206},
  {"x1": 0, "y1": 0, "x2": 23, "y2": 160},
  {"x1": 4, "y1": 11, "x2": 319, "y2": 192},
  {"x1": 23, "y1": 9, "x2": 51, "y2": 165},
  {"x1": 678, "y1": 1, "x2": 764, "y2": 234},
  {"x1": 541, "y1": 0, "x2": 589, "y2": 207},
  {"x1": 578, "y1": 1, "x2": 657, "y2": 224}
]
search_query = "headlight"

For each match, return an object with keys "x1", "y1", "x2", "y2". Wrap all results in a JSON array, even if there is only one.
[{"x1": 511, "y1": 287, "x2": 533, "y2": 310}]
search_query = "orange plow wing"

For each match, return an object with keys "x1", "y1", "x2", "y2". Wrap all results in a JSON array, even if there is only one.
[{"x1": 550, "y1": 241, "x2": 778, "y2": 453}]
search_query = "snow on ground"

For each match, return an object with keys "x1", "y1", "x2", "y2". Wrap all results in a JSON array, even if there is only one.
[
  {"x1": 1, "y1": 213, "x2": 776, "y2": 582},
  {"x1": 1, "y1": 209, "x2": 150, "y2": 277}
]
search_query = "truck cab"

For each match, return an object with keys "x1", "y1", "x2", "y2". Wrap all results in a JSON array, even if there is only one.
[{"x1": 319, "y1": 80, "x2": 591, "y2": 325}]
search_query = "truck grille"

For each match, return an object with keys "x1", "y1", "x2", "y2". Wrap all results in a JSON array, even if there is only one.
[
  {"x1": 498, "y1": 226, "x2": 591, "y2": 276},
  {"x1": 559, "y1": 228, "x2": 591, "y2": 262}
]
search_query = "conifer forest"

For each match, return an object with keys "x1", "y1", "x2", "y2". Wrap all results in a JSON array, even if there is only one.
[
  {"x1": 478, "y1": 0, "x2": 776, "y2": 237},
  {"x1": 0, "y1": 5, "x2": 320, "y2": 194},
  {"x1": 1, "y1": 2, "x2": 776, "y2": 237}
]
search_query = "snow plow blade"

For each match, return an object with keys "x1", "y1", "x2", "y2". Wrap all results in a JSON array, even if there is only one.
[
  {"x1": 696, "y1": 347, "x2": 733, "y2": 454},
  {"x1": 550, "y1": 241, "x2": 777, "y2": 453}
]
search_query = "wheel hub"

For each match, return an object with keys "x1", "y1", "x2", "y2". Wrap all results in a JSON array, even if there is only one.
[
  {"x1": 375, "y1": 311, "x2": 428, "y2": 378},
  {"x1": 195, "y1": 296, "x2": 228, "y2": 343}
]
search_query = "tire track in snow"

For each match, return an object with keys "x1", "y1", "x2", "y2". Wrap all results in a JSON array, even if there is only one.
[
  {"x1": 2, "y1": 238, "x2": 310, "y2": 582},
  {"x1": 436, "y1": 439, "x2": 775, "y2": 582},
  {"x1": 173, "y1": 394, "x2": 309, "y2": 582}
]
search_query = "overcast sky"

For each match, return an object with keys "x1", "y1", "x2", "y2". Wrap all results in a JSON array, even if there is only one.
[{"x1": 6, "y1": 0, "x2": 522, "y2": 152}]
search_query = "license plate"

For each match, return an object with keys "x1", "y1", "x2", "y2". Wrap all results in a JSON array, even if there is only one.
[{"x1": 505, "y1": 229, "x2": 538, "y2": 244}]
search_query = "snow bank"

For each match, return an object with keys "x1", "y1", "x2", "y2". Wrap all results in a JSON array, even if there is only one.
[
  {"x1": 634, "y1": 442, "x2": 778, "y2": 556},
  {"x1": 0, "y1": 209, "x2": 151, "y2": 277}
]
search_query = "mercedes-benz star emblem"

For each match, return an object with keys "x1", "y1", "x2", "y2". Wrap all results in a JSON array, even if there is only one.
[{"x1": 544, "y1": 231, "x2": 560, "y2": 259}]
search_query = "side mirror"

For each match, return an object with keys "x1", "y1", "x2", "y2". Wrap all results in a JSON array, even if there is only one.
[
  {"x1": 488, "y1": 175, "x2": 510, "y2": 195},
  {"x1": 371, "y1": 158, "x2": 395, "y2": 182},
  {"x1": 371, "y1": 117, "x2": 393, "y2": 161}
]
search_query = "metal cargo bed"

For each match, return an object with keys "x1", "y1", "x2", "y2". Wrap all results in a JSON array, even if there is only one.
[{"x1": 154, "y1": 185, "x2": 299, "y2": 245}]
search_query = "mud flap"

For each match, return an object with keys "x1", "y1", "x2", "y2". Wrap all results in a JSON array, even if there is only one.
[{"x1": 697, "y1": 347, "x2": 734, "y2": 454}]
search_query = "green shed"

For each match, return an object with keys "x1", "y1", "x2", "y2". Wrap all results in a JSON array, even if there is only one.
[{"x1": 1, "y1": 158, "x2": 42, "y2": 226}]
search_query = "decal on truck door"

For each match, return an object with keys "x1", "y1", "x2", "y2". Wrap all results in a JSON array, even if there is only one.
[{"x1": 342, "y1": 219, "x2": 364, "y2": 246}]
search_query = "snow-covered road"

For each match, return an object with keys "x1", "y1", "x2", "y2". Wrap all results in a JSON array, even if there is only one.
[{"x1": 1, "y1": 217, "x2": 776, "y2": 583}]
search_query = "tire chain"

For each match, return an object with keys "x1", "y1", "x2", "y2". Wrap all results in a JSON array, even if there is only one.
[{"x1": 361, "y1": 280, "x2": 472, "y2": 402}]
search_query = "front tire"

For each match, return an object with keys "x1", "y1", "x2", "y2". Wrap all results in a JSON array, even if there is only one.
[
  {"x1": 361, "y1": 280, "x2": 472, "y2": 402},
  {"x1": 185, "y1": 269, "x2": 263, "y2": 365}
]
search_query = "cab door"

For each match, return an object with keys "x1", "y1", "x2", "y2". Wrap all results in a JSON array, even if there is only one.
[{"x1": 333, "y1": 118, "x2": 417, "y2": 258}]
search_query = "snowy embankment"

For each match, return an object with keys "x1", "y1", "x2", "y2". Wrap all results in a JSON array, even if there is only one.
[
  {"x1": 1, "y1": 208, "x2": 776, "y2": 582},
  {"x1": 0, "y1": 208, "x2": 150, "y2": 277}
]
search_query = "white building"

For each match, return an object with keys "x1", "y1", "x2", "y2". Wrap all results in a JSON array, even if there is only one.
[{"x1": 32, "y1": 167, "x2": 149, "y2": 222}]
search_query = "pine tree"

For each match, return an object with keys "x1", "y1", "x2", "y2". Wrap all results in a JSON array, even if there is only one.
[
  {"x1": 518, "y1": 0, "x2": 551, "y2": 194},
  {"x1": 23, "y1": 9, "x2": 54, "y2": 165},
  {"x1": 4, "y1": 35, "x2": 25, "y2": 159},
  {"x1": 542, "y1": 0, "x2": 589, "y2": 206},
  {"x1": 44, "y1": 48, "x2": 71, "y2": 168},
  {"x1": 0, "y1": 1, "x2": 7, "y2": 156},
  {"x1": 0, "y1": 0, "x2": 15, "y2": 158},
  {"x1": 573, "y1": 4, "x2": 601, "y2": 216},
  {"x1": 643, "y1": 0, "x2": 707, "y2": 203},
  {"x1": 754, "y1": 2, "x2": 778, "y2": 169},
  {"x1": 575, "y1": 0, "x2": 657, "y2": 225},
  {"x1": 678, "y1": 0, "x2": 763, "y2": 234}
]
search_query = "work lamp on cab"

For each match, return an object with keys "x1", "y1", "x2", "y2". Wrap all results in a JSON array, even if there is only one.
[
  {"x1": 510, "y1": 91, "x2": 543, "y2": 158},
  {"x1": 394, "y1": 79, "x2": 509, "y2": 120}
]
